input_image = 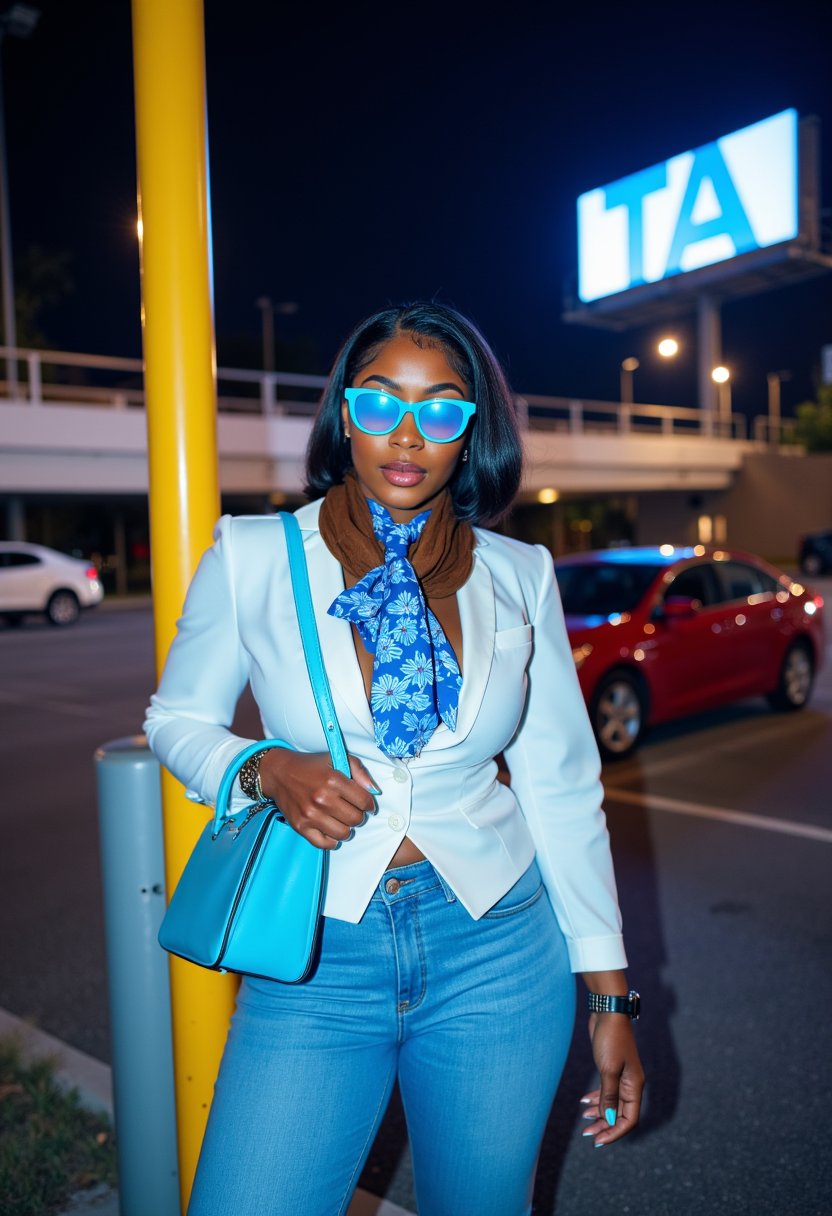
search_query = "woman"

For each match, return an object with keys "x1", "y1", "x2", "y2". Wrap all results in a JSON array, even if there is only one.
[{"x1": 145, "y1": 301, "x2": 644, "y2": 1216}]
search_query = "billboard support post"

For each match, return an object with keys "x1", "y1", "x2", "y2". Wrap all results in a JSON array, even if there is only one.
[{"x1": 697, "y1": 294, "x2": 720, "y2": 435}]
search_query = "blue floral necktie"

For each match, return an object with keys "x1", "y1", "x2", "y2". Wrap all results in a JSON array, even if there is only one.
[{"x1": 328, "y1": 500, "x2": 462, "y2": 758}]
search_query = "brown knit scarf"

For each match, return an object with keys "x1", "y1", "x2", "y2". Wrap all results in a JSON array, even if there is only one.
[{"x1": 318, "y1": 472, "x2": 475, "y2": 596}]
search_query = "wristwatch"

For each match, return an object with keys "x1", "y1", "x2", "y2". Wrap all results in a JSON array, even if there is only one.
[
  {"x1": 238, "y1": 749, "x2": 269, "y2": 802},
  {"x1": 586, "y1": 989, "x2": 640, "y2": 1020}
]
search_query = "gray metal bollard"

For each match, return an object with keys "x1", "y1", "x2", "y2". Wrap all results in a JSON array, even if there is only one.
[{"x1": 95, "y1": 736, "x2": 179, "y2": 1216}]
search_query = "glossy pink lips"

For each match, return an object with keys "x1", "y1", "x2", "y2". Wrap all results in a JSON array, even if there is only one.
[{"x1": 381, "y1": 463, "x2": 427, "y2": 487}]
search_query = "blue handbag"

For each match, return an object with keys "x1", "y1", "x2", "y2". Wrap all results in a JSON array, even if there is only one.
[{"x1": 157, "y1": 511, "x2": 349, "y2": 983}]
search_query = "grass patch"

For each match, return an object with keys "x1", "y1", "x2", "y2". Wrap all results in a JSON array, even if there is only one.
[{"x1": 0, "y1": 1034, "x2": 117, "y2": 1216}]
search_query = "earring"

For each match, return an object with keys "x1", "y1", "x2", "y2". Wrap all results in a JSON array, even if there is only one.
[{"x1": 461, "y1": 448, "x2": 469, "y2": 463}]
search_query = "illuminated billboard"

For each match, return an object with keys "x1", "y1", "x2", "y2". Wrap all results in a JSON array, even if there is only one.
[{"x1": 577, "y1": 109, "x2": 799, "y2": 304}]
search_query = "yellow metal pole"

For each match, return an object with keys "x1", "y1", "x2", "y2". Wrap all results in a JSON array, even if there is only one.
[{"x1": 131, "y1": 1, "x2": 236, "y2": 1208}]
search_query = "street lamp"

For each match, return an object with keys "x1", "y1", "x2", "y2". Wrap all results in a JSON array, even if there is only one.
[
  {"x1": 657, "y1": 337, "x2": 679, "y2": 358},
  {"x1": 255, "y1": 297, "x2": 299, "y2": 372},
  {"x1": 766, "y1": 369, "x2": 791, "y2": 445},
  {"x1": 711, "y1": 366, "x2": 731, "y2": 434},
  {"x1": 0, "y1": 3, "x2": 39, "y2": 398},
  {"x1": 620, "y1": 356, "x2": 639, "y2": 405}
]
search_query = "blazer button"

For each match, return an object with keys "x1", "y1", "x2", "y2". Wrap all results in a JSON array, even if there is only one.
[{"x1": 387, "y1": 814, "x2": 404, "y2": 831}]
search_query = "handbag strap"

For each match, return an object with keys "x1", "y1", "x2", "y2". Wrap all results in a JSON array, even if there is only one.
[
  {"x1": 213, "y1": 513, "x2": 351, "y2": 829},
  {"x1": 279, "y1": 510, "x2": 350, "y2": 778}
]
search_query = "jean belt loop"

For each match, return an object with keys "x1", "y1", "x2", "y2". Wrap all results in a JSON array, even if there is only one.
[{"x1": 434, "y1": 868, "x2": 457, "y2": 904}]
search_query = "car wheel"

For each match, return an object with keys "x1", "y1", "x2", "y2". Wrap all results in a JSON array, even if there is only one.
[
  {"x1": 46, "y1": 589, "x2": 81, "y2": 626},
  {"x1": 590, "y1": 669, "x2": 647, "y2": 761},
  {"x1": 801, "y1": 554, "x2": 822, "y2": 577},
  {"x1": 766, "y1": 640, "x2": 814, "y2": 711}
]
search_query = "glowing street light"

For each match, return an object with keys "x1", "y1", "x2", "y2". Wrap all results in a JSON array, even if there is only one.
[
  {"x1": 620, "y1": 356, "x2": 639, "y2": 405},
  {"x1": 657, "y1": 337, "x2": 679, "y2": 358},
  {"x1": 711, "y1": 366, "x2": 732, "y2": 433}
]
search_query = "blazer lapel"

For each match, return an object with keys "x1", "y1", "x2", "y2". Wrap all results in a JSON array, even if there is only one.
[
  {"x1": 425, "y1": 543, "x2": 495, "y2": 752},
  {"x1": 300, "y1": 516, "x2": 375, "y2": 736}
]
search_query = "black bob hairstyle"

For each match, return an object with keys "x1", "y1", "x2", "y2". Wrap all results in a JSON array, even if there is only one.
[{"x1": 304, "y1": 302, "x2": 523, "y2": 526}]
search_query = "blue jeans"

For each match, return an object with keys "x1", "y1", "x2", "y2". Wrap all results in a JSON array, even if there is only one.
[{"x1": 188, "y1": 859, "x2": 575, "y2": 1216}]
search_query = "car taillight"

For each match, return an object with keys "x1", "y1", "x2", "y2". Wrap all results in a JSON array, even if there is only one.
[{"x1": 85, "y1": 566, "x2": 99, "y2": 580}]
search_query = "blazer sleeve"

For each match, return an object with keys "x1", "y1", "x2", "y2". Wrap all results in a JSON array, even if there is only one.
[
  {"x1": 502, "y1": 544, "x2": 627, "y2": 972},
  {"x1": 143, "y1": 515, "x2": 257, "y2": 810}
]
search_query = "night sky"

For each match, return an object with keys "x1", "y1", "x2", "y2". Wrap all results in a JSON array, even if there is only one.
[{"x1": 6, "y1": 0, "x2": 832, "y2": 420}]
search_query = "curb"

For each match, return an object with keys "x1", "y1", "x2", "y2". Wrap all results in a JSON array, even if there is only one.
[
  {"x1": 0, "y1": 1008, "x2": 112, "y2": 1115},
  {"x1": 98, "y1": 596, "x2": 152, "y2": 612},
  {"x1": 0, "y1": 1007, "x2": 414, "y2": 1216}
]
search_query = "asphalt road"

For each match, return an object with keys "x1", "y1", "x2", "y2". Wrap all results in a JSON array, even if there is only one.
[{"x1": 1, "y1": 589, "x2": 830, "y2": 1215}]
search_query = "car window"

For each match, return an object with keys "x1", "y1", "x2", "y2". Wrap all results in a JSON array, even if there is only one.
[
  {"x1": 0, "y1": 552, "x2": 41, "y2": 568},
  {"x1": 663, "y1": 563, "x2": 720, "y2": 607},
  {"x1": 714, "y1": 561, "x2": 778, "y2": 603},
  {"x1": 554, "y1": 563, "x2": 662, "y2": 615}
]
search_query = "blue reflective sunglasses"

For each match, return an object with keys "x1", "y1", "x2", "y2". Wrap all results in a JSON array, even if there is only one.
[{"x1": 344, "y1": 387, "x2": 477, "y2": 444}]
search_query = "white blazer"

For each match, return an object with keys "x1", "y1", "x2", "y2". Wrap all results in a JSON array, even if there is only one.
[{"x1": 144, "y1": 498, "x2": 627, "y2": 973}]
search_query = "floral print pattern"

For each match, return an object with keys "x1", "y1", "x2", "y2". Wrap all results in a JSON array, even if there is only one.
[{"x1": 328, "y1": 500, "x2": 462, "y2": 757}]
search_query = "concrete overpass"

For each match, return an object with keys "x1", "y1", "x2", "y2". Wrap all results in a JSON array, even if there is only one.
[
  {"x1": 0, "y1": 346, "x2": 768, "y2": 501},
  {"x1": 5, "y1": 345, "x2": 826, "y2": 579}
]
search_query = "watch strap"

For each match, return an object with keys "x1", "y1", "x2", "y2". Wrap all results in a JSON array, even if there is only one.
[
  {"x1": 587, "y1": 989, "x2": 640, "y2": 1020},
  {"x1": 238, "y1": 749, "x2": 269, "y2": 802}
]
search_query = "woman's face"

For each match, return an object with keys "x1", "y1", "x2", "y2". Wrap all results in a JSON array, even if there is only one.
[{"x1": 342, "y1": 333, "x2": 471, "y2": 523}]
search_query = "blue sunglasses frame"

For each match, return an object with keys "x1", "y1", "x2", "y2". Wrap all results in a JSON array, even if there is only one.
[{"x1": 344, "y1": 387, "x2": 477, "y2": 444}]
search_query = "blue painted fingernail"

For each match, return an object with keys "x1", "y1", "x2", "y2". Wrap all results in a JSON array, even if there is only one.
[
  {"x1": 604, "y1": 1108, "x2": 617, "y2": 1126},
  {"x1": 369, "y1": 785, "x2": 382, "y2": 795}
]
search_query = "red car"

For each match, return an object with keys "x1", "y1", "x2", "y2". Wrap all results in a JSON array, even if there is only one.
[{"x1": 553, "y1": 545, "x2": 825, "y2": 760}]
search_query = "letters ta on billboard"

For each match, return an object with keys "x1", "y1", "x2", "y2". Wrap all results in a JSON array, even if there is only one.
[{"x1": 576, "y1": 110, "x2": 803, "y2": 310}]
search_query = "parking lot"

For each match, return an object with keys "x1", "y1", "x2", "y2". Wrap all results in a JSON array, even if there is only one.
[{"x1": 1, "y1": 590, "x2": 830, "y2": 1214}]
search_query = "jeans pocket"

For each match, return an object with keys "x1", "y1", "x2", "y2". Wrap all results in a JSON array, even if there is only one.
[{"x1": 482, "y1": 860, "x2": 544, "y2": 919}]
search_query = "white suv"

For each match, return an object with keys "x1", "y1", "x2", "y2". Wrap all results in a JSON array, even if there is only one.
[{"x1": 0, "y1": 542, "x2": 104, "y2": 626}]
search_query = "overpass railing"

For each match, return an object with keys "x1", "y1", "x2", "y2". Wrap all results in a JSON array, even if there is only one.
[{"x1": 0, "y1": 345, "x2": 795, "y2": 444}]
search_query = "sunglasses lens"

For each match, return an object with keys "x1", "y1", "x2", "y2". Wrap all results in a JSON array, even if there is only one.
[
  {"x1": 419, "y1": 400, "x2": 466, "y2": 442},
  {"x1": 352, "y1": 391, "x2": 398, "y2": 434}
]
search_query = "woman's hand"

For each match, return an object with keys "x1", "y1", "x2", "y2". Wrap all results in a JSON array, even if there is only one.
[
  {"x1": 257, "y1": 748, "x2": 379, "y2": 850},
  {"x1": 580, "y1": 1013, "x2": 645, "y2": 1146}
]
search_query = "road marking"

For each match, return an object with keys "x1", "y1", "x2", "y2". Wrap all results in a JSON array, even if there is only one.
[
  {"x1": 604, "y1": 711, "x2": 828, "y2": 782},
  {"x1": 605, "y1": 787, "x2": 832, "y2": 843}
]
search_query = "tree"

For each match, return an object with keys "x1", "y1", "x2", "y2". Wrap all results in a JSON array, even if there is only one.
[
  {"x1": 794, "y1": 385, "x2": 832, "y2": 452},
  {"x1": 15, "y1": 245, "x2": 74, "y2": 349},
  {"x1": 1, "y1": 246, "x2": 74, "y2": 388}
]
